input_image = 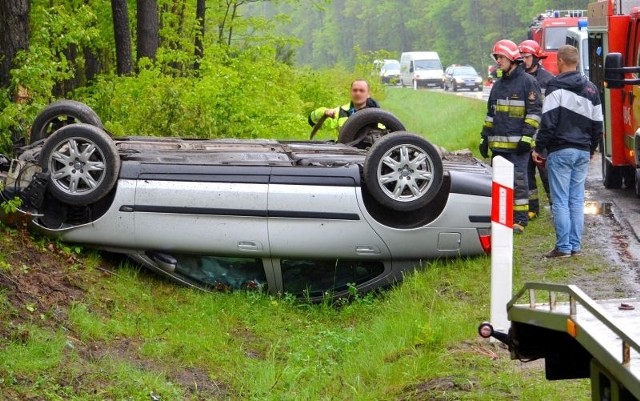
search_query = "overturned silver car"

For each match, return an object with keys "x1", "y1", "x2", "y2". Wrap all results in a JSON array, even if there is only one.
[{"x1": 0, "y1": 100, "x2": 492, "y2": 300}]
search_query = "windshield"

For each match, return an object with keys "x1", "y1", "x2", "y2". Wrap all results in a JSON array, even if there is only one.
[
  {"x1": 544, "y1": 27, "x2": 570, "y2": 50},
  {"x1": 453, "y1": 67, "x2": 478, "y2": 76},
  {"x1": 414, "y1": 59, "x2": 442, "y2": 71},
  {"x1": 383, "y1": 60, "x2": 400, "y2": 70}
]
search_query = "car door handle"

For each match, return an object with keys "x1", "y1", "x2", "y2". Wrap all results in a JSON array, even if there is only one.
[
  {"x1": 238, "y1": 241, "x2": 262, "y2": 251},
  {"x1": 355, "y1": 245, "x2": 380, "y2": 255}
]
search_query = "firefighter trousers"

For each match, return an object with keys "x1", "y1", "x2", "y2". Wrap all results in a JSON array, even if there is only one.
[
  {"x1": 493, "y1": 151, "x2": 530, "y2": 226},
  {"x1": 527, "y1": 156, "x2": 551, "y2": 215}
]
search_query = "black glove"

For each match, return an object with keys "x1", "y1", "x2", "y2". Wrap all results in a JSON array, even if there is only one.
[
  {"x1": 516, "y1": 136, "x2": 534, "y2": 154},
  {"x1": 479, "y1": 138, "x2": 489, "y2": 158}
]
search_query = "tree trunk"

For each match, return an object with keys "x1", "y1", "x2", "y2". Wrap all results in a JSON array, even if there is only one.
[
  {"x1": 84, "y1": 46, "x2": 100, "y2": 82},
  {"x1": 111, "y1": 0, "x2": 133, "y2": 75},
  {"x1": 0, "y1": 0, "x2": 30, "y2": 89},
  {"x1": 227, "y1": 1, "x2": 239, "y2": 47},
  {"x1": 137, "y1": 0, "x2": 159, "y2": 63},
  {"x1": 193, "y1": 0, "x2": 206, "y2": 70},
  {"x1": 218, "y1": 1, "x2": 232, "y2": 44}
]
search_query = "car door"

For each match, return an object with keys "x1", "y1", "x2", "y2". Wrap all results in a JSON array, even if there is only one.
[
  {"x1": 267, "y1": 166, "x2": 391, "y2": 260},
  {"x1": 132, "y1": 164, "x2": 270, "y2": 256}
]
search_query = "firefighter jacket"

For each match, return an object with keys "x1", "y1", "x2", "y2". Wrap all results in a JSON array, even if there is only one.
[
  {"x1": 308, "y1": 98, "x2": 380, "y2": 133},
  {"x1": 482, "y1": 65, "x2": 543, "y2": 152},
  {"x1": 534, "y1": 71, "x2": 603, "y2": 156},
  {"x1": 529, "y1": 65, "x2": 554, "y2": 92}
]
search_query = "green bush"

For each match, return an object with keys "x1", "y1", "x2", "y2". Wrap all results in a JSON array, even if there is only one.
[{"x1": 73, "y1": 50, "x2": 371, "y2": 140}]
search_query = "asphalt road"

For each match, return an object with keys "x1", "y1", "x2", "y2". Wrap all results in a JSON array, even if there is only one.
[{"x1": 587, "y1": 152, "x2": 640, "y2": 242}]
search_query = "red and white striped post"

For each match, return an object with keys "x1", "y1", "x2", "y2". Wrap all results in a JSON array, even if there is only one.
[{"x1": 490, "y1": 156, "x2": 514, "y2": 337}]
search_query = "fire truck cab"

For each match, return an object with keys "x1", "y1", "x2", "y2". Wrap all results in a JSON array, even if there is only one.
[
  {"x1": 529, "y1": 9, "x2": 587, "y2": 75},
  {"x1": 588, "y1": 0, "x2": 640, "y2": 195}
]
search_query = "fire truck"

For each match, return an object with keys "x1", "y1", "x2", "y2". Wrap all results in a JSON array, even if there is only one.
[
  {"x1": 528, "y1": 9, "x2": 587, "y2": 75},
  {"x1": 588, "y1": 0, "x2": 640, "y2": 196}
]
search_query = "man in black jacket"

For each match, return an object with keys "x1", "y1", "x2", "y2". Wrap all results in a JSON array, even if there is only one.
[
  {"x1": 532, "y1": 45, "x2": 603, "y2": 258},
  {"x1": 479, "y1": 39, "x2": 543, "y2": 233}
]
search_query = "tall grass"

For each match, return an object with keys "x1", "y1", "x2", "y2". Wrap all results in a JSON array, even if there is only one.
[{"x1": 382, "y1": 88, "x2": 487, "y2": 154}]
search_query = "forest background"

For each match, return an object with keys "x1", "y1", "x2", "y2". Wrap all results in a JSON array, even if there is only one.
[{"x1": 0, "y1": 0, "x2": 589, "y2": 151}]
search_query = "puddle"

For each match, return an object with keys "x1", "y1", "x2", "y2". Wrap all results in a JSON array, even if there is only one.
[{"x1": 584, "y1": 201, "x2": 613, "y2": 216}]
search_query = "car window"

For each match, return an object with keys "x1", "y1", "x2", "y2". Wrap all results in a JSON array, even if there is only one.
[
  {"x1": 174, "y1": 255, "x2": 267, "y2": 291},
  {"x1": 453, "y1": 67, "x2": 478, "y2": 76},
  {"x1": 545, "y1": 27, "x2": 570, "y2": 50},
  {"x1": 280, "y1": 259, "x2": 385, "y2": 297},
  {"x1": 383, "y1": 60, "x2": 400, "y2": 70}
]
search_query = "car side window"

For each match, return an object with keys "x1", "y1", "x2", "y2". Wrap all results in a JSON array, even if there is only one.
[
  {"x1": 174, "y1": 255, "x2": 267, "y2": 291},
  {"x1": 280, "y1": 259, "x2": 385, "y2": 297}
]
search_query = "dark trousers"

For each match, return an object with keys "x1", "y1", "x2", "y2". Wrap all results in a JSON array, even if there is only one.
[
  {"x1": 527, "y1": 156, "x2": 551, "y2": 214},
  {"x1": 493, "y1": 151, "x2": 530, "y2": 226}
]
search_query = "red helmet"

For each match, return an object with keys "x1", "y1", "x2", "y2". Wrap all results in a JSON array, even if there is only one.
[
  {"x1": 492, "y1": 40, "x2": 521, "y2": 62},
  {"x1": 518, "y1": 40, "x2": 547, "y2": 59}
]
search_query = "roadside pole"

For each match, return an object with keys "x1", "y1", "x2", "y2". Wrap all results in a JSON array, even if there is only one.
[{"x1": 490, "y1": 156, "x2": 514, "y2": 338}]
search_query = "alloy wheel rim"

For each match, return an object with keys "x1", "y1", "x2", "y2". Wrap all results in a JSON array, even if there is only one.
[
  {"x1": 48, "y1": 136, "x2": 107, "y2": 196},
  {"x1": 376, "y1": 143, "x2": 434, "y2": 202}
]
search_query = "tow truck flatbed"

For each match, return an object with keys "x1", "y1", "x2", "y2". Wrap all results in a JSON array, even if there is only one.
[{"x1": 482, "y1": 282, "x2": 640, "y2": 401}]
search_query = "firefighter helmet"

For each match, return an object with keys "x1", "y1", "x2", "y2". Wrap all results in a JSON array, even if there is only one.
[
  {"x1": 518, "y1": 40, "x2": 548, "y2": 59},
  {"x1": 492, "y1": 40, "x2": 521, "y2": 62}
]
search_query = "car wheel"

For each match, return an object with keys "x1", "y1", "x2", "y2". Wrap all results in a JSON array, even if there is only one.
[
  {"x1": 338, "y1": 108, "x2": 406, "y2": 147},
  {"x1": 602, "y1": 155, "x2": 622, "y2": 189},
  {"x1": 40, "y1": 124, "x2": 120, "y2": 206},
  {"x1": 31, "y1": 100, "x2": 103, "y2": 143},
  {"x1": 364, "y1": 131, "x2": 444, "y2": 212}
]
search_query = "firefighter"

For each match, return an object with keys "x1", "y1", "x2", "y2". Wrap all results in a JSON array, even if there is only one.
[
  {"x1": 519, "y1": 39, "x2": 554, "y2": 220},
  {"x1": 479, "y1": 39, "x2": 543, "y2": 234},
  {"x1": 308, "y1": 79, "x2": 380, "y2": 135},
  {"x1": 519, "y1": 40, "x2": 555, "y2": 91}
]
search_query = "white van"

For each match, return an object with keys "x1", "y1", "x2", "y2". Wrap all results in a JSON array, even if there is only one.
[
  {"x1": 400, "y1": 52, "x2": 444, "y2": 89},
  {"x1": 565, "y1": 25, "x2": 589, "y2": 77}
]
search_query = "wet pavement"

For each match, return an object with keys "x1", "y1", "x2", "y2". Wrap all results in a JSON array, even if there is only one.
[{"x1": 583, "y1": 153, "x2": 640, "y2": 296}]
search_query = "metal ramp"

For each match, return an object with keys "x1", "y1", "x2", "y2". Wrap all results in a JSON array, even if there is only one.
[{"x1": 508, "y1": 283, "x2": 640, "y2": 401}]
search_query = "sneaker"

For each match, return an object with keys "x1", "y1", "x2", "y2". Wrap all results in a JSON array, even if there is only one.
[
  {"x1": 513, "y1": 223, "x2": 525, "y2": 234},
  {"x1": 571, "y1": 250, "x2": 582, "y2": 256},
  {"x1": 544, "y1": 249, "x2": 571, "y2": 258},
  {"x1": 528, "y1": 211, "x2": 538, "y2": 220}
]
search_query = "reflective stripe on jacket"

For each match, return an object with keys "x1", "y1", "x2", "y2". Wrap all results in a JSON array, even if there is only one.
[
  {"x1": 482, "y1": 65, "x2": 542, "y2": 152},
  {"x1": 308, "y1": 98, "x2": 380, "y2": 134}
]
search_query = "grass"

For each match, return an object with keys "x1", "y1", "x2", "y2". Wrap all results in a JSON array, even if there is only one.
[
  {"x1": 0, "y1": 88, "x2": 616, "y2": 400},
  {"x1": 381, "y1": 87, "x2": 487, "y2": 154}
]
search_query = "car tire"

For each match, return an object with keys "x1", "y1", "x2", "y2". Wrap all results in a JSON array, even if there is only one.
[
  {"x1": 40, "y1": 123, "x2": 120, "y2": 206},
  {"x1": 364, "y1": 131, "x2": 444, "y2": 212},
  {"x1": 31, "y1": 100, "x2": 103, "y2": 143},
  {"x1": 338, "y1": 108, "x2": 406, "y2": 146},
  {"x1": 602, "y1": 155, "x2": 622, "y2": 189}
]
